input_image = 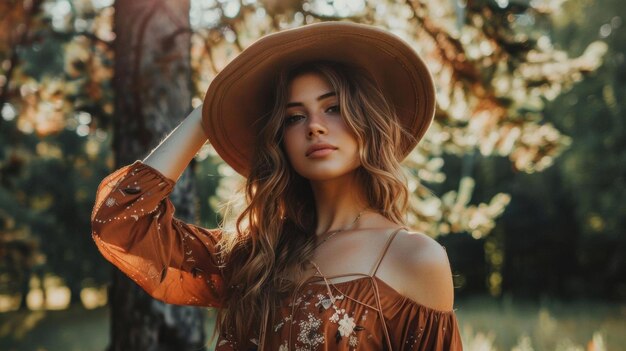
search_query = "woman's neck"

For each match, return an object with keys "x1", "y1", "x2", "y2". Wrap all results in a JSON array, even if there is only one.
[{"x1": 309, "y1": 172, "x2": 370, "y2": 236}]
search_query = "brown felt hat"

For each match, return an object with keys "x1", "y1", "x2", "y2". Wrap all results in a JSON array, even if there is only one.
[{"x1": 202, "y1": 21, "x2": 436, "y2": 177}]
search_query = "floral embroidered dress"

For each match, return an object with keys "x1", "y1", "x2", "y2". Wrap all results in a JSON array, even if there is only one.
[{"x1": 91, "y1": 161, "x2": 463, "y2": 350}]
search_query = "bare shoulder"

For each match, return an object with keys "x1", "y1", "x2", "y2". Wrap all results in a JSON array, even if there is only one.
[{"x1": 387, "y1": 230, "x2": 455, "y2": 311}]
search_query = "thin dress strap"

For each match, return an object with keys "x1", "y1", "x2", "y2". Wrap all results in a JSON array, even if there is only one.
[
  {"x1": 370, "y1": 227, "x2": 405, "y2": 277},
  {"x1": 370, "y1": 226, "x2": 405, "y2": 351}
]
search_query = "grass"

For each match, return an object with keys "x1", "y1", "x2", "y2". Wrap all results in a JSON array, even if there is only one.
[
  {"x1": 1, "y1": 297, "x2": 624, "y2": 351},
  {"x1": 0, "y1": 305, "x2": 108, "y2": 351},
  {"x1": 456, "y1": 296, "x2": 626, "y2": 350}
]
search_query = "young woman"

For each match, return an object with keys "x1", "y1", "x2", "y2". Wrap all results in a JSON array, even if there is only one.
[{"x1": 91, "y1": 22, "x2": 463, "y2": 350}]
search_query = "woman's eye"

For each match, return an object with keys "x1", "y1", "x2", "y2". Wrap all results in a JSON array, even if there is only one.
[
  {"x1": 284, "y1": 114, "x2": 304, "y2": 125},
  {"x1": 326, "y1": 105, "x2": 340, "y2": 114}
]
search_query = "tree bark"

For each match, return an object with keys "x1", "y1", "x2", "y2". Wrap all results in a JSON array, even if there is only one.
[{"x1": 111, "y1": 0, "x2": 206, "y2": 350}]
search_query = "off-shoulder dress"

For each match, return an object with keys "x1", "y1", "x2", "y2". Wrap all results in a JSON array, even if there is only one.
[{"x1": 91, "y1": 161, "x2": 464, "y2": 350}]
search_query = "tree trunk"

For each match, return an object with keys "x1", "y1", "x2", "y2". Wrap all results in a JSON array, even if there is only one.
[{"x1": 111, "y1": 0, "x2": 206, "y2": 350}]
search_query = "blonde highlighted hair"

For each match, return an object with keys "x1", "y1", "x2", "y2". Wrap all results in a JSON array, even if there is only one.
[{"x1": 213, "y1": 61, "x2": 414, "y2": 346}]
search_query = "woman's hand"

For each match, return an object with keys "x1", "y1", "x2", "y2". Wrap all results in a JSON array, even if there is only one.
[{"x1": 142, "y1": 104, "x2": 208, "y2": 182}]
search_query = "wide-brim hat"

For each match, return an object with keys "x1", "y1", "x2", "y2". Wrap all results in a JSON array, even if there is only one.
[{"x1": 202, "y1": 21, "x2": 436, "y2": 177}]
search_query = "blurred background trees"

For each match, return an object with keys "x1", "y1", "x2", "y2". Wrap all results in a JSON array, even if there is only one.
[{"x1": 0, "y1": 0, "x2": 624, "y2": 349}]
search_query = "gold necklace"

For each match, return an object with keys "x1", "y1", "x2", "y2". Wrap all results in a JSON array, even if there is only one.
[{"x1": 315, "y1": 210, "x2": 366, "y2": 248}]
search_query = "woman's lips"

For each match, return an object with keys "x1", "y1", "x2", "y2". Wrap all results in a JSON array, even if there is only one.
[
  {"x1": 307, "y1": 148, "x2": 336, "y2": 158},
  {"x1": 306, "y1": 143, "x2": 338, "y2": 157}
]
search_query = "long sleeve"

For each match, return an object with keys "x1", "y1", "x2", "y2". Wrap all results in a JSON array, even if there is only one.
[{"x1": 91, "y1": 160, "x2": 225, "y2": 307}]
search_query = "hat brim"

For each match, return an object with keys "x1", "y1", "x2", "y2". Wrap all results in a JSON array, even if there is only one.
[{"x1": 203, "y1": 21, "x2": 435, "y2": 177}]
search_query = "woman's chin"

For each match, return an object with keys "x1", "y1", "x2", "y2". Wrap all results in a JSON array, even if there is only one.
[{"x1": 295, "y1": 166, "x2": 360, "y2": 182}]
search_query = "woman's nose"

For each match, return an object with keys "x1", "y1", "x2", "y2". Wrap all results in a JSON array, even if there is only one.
[
  {"x1": 308, "y1": 125, "x2": 326, "y2": 137},
  {"x1": 307, "y1": 113, "x2": 327, "y2": 137}
]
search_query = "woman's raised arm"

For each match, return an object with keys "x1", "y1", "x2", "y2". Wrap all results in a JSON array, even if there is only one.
[
  {"x1": 143, "y1": 104, "x2": 208, "y2": 182},
  {"x1": 90, "y1": 104, "x2": 228, "y2": 307}
]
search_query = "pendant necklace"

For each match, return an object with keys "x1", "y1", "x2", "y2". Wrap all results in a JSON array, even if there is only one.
[{"x1": 315, "y1": 210, "x2": 366, "y2": 249}]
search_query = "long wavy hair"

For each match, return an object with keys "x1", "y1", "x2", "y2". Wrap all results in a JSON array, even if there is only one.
[{"x1": 212, "y1": 61, "x2": 414, "y2": 347}]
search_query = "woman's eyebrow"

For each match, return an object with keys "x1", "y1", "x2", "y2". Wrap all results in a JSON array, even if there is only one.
[{"x1": 286, "y1": 92, "x2": 336, "y2": 108}]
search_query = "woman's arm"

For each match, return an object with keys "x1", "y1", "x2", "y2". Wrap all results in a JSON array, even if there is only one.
[
  {"x1": 91, "y1": 104, "x2": 228, "y2": 307},
  {"x1": 91, "y1": 160, "x2": 225, "y2": 307},
  {"x1": 142, "y1": 104, "x2": 208, "y2": 182}
]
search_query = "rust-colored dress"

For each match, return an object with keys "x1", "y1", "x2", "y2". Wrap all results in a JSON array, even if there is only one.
[{"x1": 91, "y1": 161, "x2": 463, "y2": 350}]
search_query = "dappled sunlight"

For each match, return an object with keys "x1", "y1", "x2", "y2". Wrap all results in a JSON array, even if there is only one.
[
  {"x1": 25, "y1": 289, "x2": 44, "y2": 310},
  {"x1": 459, "y1": 323, "x2": 609, "y2": 351},
  {"x1": 511, "y1": 334, "x2": 533, "y2": 351},
  {"x1": 0, "y1": 294, "x2": 21, "y2": 313},
  {"x1": 80, "y1": 286, "x2": 108, "y2": 310},
  {"x1": 462, "y1": 326, "x2": 497, "y2": 350},
  {"x1": 0, "y1": 282, "x2": 107, "y2": 312},
  {"x1": 0, "y1": 309, "x2": 46, "y2": 340},
  {"x1": 27, "y1": 286, "x2": 70, "y2": 311},
  {"x1": 456, "y1": 297, "x2": 621, "y2": 351}
]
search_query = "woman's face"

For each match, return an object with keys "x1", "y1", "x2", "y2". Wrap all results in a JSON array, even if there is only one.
[{"x1": 282, "y1": 72, "x2": 361, "y2": 181}]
